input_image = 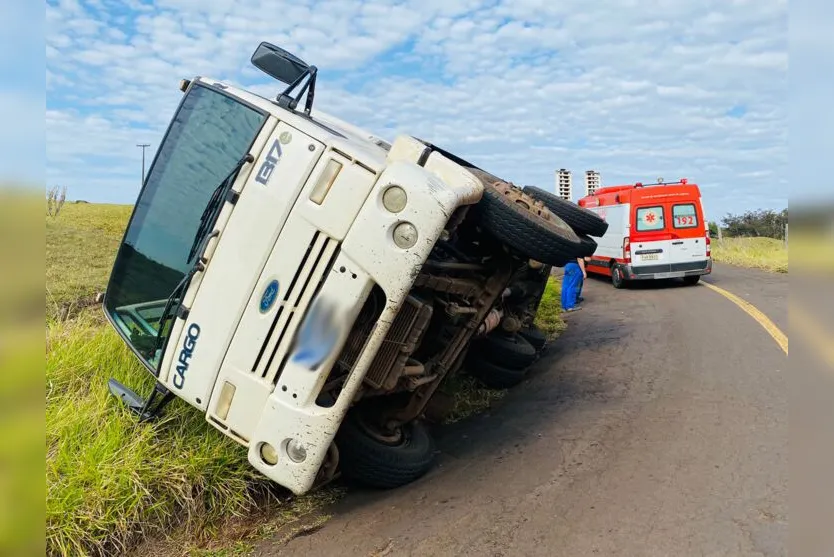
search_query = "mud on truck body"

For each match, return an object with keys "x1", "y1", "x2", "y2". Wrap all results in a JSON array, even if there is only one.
[{"x1": 104, "y1": 43, "x2": 607, "y2": 495}]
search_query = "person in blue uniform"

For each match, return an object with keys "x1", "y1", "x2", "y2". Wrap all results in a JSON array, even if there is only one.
[
  {"x1": 561, "y1": 257, "x2": 587, "y2": 312},
  {"x1": 576, "y1": 257, "x2": 588, "y2": 303}
]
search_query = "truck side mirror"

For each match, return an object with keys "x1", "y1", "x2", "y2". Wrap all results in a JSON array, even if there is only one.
[{"x1": 251, "y1": 42, "x2": 309, "y2": 85}]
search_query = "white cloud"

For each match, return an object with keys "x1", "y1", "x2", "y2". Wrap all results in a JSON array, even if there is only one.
[{"x1": 45, "y1": 0, "x2": 787, "y2": 212}]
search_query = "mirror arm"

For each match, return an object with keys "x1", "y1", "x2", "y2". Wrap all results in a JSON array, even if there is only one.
[
  {"x1": 303, "y1": 67, "x2": 317, "y2": 115},
  {"x1": 280, "y1": 69, "x2": 308, "y2": 98},
  {"x1": 276, "y1": 66, "x2": 318, "y2": 115}
]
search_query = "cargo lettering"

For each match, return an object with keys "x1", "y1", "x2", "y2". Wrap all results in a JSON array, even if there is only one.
[{"x1": 173, "y1": 323, "x2": 201, "y2": 389}]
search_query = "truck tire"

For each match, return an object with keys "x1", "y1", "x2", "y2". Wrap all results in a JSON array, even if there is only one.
[
  {"x1": 577, "y1": 234, "x2": 598, "y2": 257},
  {"x1": 478, "y1": 332, "x2": 537, "y2": 369},
  {"x1": 522, "y1": 185, "x2": 610, "y2": 237},
  {"x1": 518, "y1": 326, "x2": 547, "y2": 351},
  {"x1": 468, "y1": 357, "x2": 527, "y2": 389},
  {"x1": 682, "y1": 275, "x2": 701, "y2": 286},
  {"x1": 336, "y1": 412, "x2": 436, "y2": 489},
  {"x1": 471, "y1": 170, "x2": 585, "y2": 265}
]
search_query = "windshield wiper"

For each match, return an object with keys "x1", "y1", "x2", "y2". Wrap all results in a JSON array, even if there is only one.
[
  {"x1": 187, "y1": 153, "x2": 254, "y2": 264},
  {"x1": 108, "y1": 153, "x2": 255, "y2": 419},
  {"x1": 153, "y1": 151, "x2": 252, "y2": 371},
  {"x1": 149, "y1": 262, "x2": 203, "y2": 372}
]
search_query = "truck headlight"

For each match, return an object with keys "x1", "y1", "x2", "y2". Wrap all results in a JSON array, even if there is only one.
[
  {"x1": 285, "y1": 438, "x2": 308, "y2": 463},
  {"x1": 259, "y1": 442, "x2": 279, "y2": 466},
  {"x1": 382, "y1": 185, "x2": 407, "y2": 213},
  {"x1": 393, "y1": 222, "x2": 418, "y2": 249}
]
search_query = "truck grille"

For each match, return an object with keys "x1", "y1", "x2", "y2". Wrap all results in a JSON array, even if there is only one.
[
  {"x1": 252, "y1": 231, "x2": 340, "y2": 385},
  {"x1": 338, "y1": 295, "x2": 433, "y2": 390},
  {"x1": 337, "y1": 286, "x2": 385, "y2": 374}
]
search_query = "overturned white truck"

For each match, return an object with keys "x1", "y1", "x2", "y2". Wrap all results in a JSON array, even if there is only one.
[{"x1": 104, "y1": 43, "x2": 608, "y2": 494}]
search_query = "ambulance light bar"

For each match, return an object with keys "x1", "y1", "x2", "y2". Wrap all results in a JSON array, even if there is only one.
[{"x1": 634, "y1": 178, "x2": 690, "y2": 188}]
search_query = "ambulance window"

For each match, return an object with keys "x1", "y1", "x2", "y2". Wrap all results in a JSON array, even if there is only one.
[
  {"x1": 672, "y1": 204, "x2": 699, "y2": 228},
  {"x1": 636, "y1": 206, "x2": 665, "y2": 231}
]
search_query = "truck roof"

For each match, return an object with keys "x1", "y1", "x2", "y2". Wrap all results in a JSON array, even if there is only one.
[
  {"x1": 195, "y1": 76, "x2": 390, "y2": 171},
  {"x1": 578, "y1": 179, "x2": 702, "y2": 208}
]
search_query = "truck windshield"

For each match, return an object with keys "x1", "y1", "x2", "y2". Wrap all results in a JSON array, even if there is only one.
[{"x1": 104, "y1": 83, "x2": 267, "y2": 370}]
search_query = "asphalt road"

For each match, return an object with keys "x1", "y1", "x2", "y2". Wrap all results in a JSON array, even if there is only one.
[{"x1": 258, "y1": 263, "x2": 788, "y2": 556}]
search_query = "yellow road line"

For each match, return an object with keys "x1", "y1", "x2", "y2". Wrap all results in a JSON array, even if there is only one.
[
  {"x1": 701, "y1": 282, "x2": 788, "y2": 355},
  {"x1": 790, "y1": 303, "x2": 834, "y2": 368}
]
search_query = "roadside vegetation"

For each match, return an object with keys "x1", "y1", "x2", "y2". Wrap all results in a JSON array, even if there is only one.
[
  {"x1": 711, "y1": 237, "x2": 788, "y2": 273},
  {"x1": 534, "y1": 276, "x2": 567, "y2": 338},
  {"x1": 708, "y1": 208, "x2": 789, "y2": 273},
  {"x1": 46, "y1": 202, "x2": 132, "y2": 321},
  {"x1": 46, "y1": 203, "x2": 568, "y2": 556}
]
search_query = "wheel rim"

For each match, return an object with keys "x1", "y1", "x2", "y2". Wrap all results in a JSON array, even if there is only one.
[
  {"x1": 494, "y1": 183, "x2": 575, "y2": 235},
  {"x1": 356, "y1": 414, "x2": 405, "y2": 446}
]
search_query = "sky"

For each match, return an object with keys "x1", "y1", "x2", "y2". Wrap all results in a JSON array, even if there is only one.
[{"x1": 44, "y1": 0, "x2": 790, "y2": 220}]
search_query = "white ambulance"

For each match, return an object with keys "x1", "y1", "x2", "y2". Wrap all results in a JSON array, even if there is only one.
[{"x1": 577, "y1": 179, "x2": 712, "y2": 287}]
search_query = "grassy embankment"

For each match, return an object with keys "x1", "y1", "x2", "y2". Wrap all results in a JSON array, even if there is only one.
[
  {"x1": 46, "y1": 203, "x2": 565, "y2": 556},
  {"x1": 711, "y1": 236, "x2": 788, "y2": 273}
]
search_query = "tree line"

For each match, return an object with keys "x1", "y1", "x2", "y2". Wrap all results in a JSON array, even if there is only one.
[{"x1": 708, "y1": 208, "x2": 788, "y2": 239}]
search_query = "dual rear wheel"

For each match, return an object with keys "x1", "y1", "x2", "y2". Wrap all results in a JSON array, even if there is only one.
[
  {"x1": 466, "y1": 326, "x2": 547, "y2": 389},
  {"x1": 471, "y1": 169, "x2": 606, "y2": 266},
  {"x1": 337, "y1": 326, "x2": 550, "y2": 490}
]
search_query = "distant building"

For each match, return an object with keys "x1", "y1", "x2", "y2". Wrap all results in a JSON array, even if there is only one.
[
  {"x1": 585, "y1": 170, "x2": 601, "y2": 196},
  {"x1": 556, "y1": 168, "x2": 572, "y2": 201}
]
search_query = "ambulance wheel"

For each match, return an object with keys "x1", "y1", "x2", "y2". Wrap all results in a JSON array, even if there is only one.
[
  {"x1": 611, "y1": 265, "x2": 626, "y2": 289},
  {"x1": 522, "y1": 185, "x2": 610, "y2": 237},
  {"x1": 468, "y1": 356, "x2": 528, "y2": 389},
  {"x1": 518, "y1": 326, "x2": 547, "y2": 352},
  {"x1": 478, "y1": 331, "x2": 538, "y2": 369},
  {"x1": 682, "y1": 275, "x2": 701, "y2": 286},
  {"x1": 470, "y1": 170, "x2": 585, "y2": 265},
  {"x1": 336, "y1": 411, "x2": 436, "y2": 489}
]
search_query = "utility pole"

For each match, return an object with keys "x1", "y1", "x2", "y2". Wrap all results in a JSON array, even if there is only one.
[{"x1": 136, "y1": 143, "x2": 151, "y2": 186}]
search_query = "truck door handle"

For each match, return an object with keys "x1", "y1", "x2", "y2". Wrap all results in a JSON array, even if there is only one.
[
  {"x1": 197, "y1": 230, "x2": 221, "y2": 267},
  {"x1": 672, "y1": 241, "x2": 684, "y2": 245}
]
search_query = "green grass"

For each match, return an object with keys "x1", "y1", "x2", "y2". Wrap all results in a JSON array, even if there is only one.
[
  {"x1": 46, "y1": 316, "x2": 273, "y2": 556},
  {"x1": 534, "y1": 277, "x2": 567, "y2": 338},
  {"x1": 441, "y1": 375, "x2": 508, "y2": 424},
  {"x1": 46, "y1": 203, "x2": 568, "y2": 556},
  {"x1": 46, "y1": 203, "x2": 132, "y2": 320},
  {"x1": 45, "y1": 204, "x2": 298, "y2": 556},
  {"x1": 711, "y1": 237, "x2": 788, "y2": 273}
]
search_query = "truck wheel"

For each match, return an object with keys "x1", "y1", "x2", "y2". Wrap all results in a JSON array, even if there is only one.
[
  {"x1": 577, "y1": 234, "x2": 598, "y2": 257},
  {"x1": 471, "y1": 170, "x2": 585, "y2": 265},
  {"x1": 518, "y1": 326, "x2": 547, "y2": 352},
  {"x1": 522, "y1": 185, "x2": 609, "y2": 237},
  {"x1": 611, "y1": 265, "x2": 626, "y2": 289},
  {"x1": 682, "y1": 275, "x2": 701, "y2": 286},
  {"x1": 478, "y1": 332, "x2": 537, "y2": 369},
  {"x1": 336, "y1": 411, "x2": 436, "y2": 489},
  {"x1": 468, "y1": 357, "x2": 528, "y2": 389}
]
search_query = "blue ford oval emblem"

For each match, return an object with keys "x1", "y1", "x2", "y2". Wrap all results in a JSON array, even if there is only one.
[{"x1": 259, "y1": 280, "x2": 280, "y2": 313}]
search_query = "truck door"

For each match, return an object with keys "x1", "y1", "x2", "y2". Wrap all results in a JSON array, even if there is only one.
[{"x1": 668, "y1": 202, "x2": 708, "y2": 263}]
